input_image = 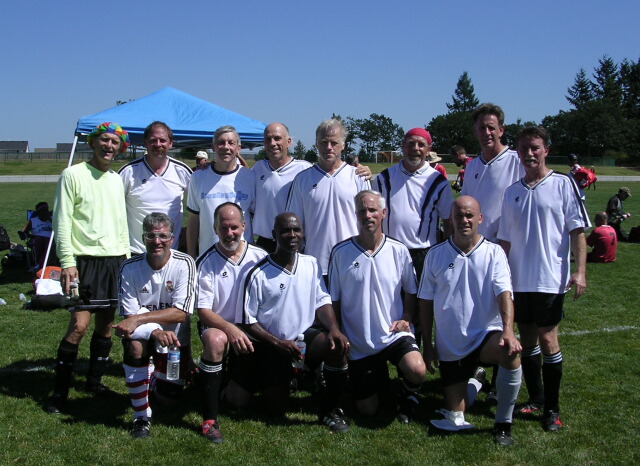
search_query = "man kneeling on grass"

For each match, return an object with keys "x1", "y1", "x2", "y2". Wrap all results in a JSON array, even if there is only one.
[
  {"x1": 418, "y1": 196, "x2": 522, "y2": 446},
  {"x1": 235, "y1": 212, "x2": 351, "y2": 432},
  {"x1": 114, "y1": 213, "x2": 196, "y2": 438}
]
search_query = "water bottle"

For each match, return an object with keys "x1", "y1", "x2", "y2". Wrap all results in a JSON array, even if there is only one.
[
  {"x1": 19, "y1": 293, "x2": 27, "y2": 302},
  {"x1": 167, "y1": 344, "x2": 181, "y2": 381},
  {"x1": 69, "y1": 279, "x2": 79, "y2": 298},
  {"x1": 292, "y1": 334, "x2": 306, "y2": 371}
]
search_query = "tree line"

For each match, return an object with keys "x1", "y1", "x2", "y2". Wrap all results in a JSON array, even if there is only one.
[{"x1": 264, "y1": 55, "x2": 640, "y2": 165}]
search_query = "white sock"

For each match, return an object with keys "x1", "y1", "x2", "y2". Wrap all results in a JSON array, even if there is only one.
[{"x1": 495, "y1": 366, "x2": 522, "y2": 424}]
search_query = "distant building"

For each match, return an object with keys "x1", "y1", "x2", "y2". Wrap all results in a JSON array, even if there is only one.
[
  {"x1": 0, "y1": 141, "x2": 29, "y2": 153},
  {"x1": 57, "y1": 142, "x2": 92, "y2": 153}
]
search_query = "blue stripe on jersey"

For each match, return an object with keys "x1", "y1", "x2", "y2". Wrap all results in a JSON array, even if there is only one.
[{"x1": 417, "y1": 173, "x2": 448, "y2": 238}]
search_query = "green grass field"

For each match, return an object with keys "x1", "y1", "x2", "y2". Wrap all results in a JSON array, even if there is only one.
[{"x1": 1, "y1": 179, "x2": 639, "y2": 464}]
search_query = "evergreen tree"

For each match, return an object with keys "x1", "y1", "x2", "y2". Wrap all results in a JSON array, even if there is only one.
[
  {"x1": 566, "y1": 68, "x2": 594, "y2": 109},
  {"x1": 292, "y1": 140, "x2": 306, "y2": 159},
  {"x1": 620, "y1": 58, "x2": 640, "y2": 118},
  {"x1": 446, "y1": 71, "x2": 480, "y2": 113},
  {"x1": 593, "y1": 55, "x2": 622, "y2": 104}
]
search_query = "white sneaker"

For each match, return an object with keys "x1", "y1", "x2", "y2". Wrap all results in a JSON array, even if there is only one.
[{"x1": 430, "y1": 409, "x2": 475, "y2": 431}]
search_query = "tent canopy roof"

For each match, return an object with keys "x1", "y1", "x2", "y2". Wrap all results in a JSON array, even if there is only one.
[{"x1": 74, "y1": 87, "x2": 266, "y2": 149}]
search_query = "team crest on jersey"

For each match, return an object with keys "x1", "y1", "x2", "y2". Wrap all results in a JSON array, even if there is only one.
[
  {"x1": 140, "y1": 286, "x2": 150, "y2": 293},
  {"x1": 279, "y1": 283, "x2": 285, "y2": 290},
  {"x1": 312, "y1": 184, "x2": 318, "y2": 189},
  {"x1": 475, "y1": 173, "x2": 479, "y2": 179},
  {"x1": 142, "y1": 178, "x2": 147, "y2": 184},
  {"x1": 165, "y1": 281, "x2": 174, "y2": 292},
  {"x1": 260, "y1": 175, "x2": 265, "y2": 180},
  {"x1": 222, "y1": 271, "x2": 228, "y2": 278},
  {"x1": 448, "y1": 263, "x2": 454, "y2": 269},
  {"x1": 515, "y1": 196, "x2": 520, "y2": 203},
  {"x1": 353, "y1": 261, "x2": 360, "y2": 268}
]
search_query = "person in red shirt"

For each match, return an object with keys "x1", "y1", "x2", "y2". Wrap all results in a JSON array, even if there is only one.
[
  {"x1": 587, "y1": 212, "x2": 617, "y2": 263},
  {"x1": 429, "y1": 152, "x2": 448, "y2": 178}
]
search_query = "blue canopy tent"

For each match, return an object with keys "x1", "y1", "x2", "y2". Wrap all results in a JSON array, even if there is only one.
[{"x1": 72, "y1": 86, "x2": 267, "y2": 150}]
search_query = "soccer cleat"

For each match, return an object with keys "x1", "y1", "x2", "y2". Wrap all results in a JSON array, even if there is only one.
[
  {"x1": 515, "y1": 401, "x2": 543, "y2": 416},
  {"x1": 202, "y1": 420, "x2": 224, "y2": 443},
  {"x1": 473, "y1": 366, "x2": 487, "y2": 386},
  {"x1": 322, "y1": 408, "x2": 350, "y2": 433},
  {"x1": 45, "y1": 394, "x2": 67, "y2": 414},
  {"x1": 130, "y1": 418, "x2": 151, "y2": 439},
  {"x1": 493, "y1": 422, "x2": 514, "y2": 446},
  {"x1": 542, "y1": 411, "x2": 563, "y2": 432},
  {"x1": 85, "y1": 381, "x2": 118, "y2": 397},
  {"x1": 397, "y1": 395, "x2": 419, "y2": 424}
]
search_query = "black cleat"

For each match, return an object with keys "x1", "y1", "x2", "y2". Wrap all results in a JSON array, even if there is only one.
[
  {"x1": 322, "y1": 408, "x2": 350, "y2": 433},
  {"x1": 493, "y1": 422, "x2": 514, "y2": 446},
  {"x1": 85, "y1": 381, "x2": 118, "y2": 397},
  {"x1": 45, "y1": 394, "x2": 67, "y2": 414},
  {"x1": 130, "y1": 418, "x2": 151, "y2": 439}
]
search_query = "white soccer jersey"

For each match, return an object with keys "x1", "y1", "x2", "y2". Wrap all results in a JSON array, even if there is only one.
[
  {"x1": 119, "y1": 250, "x2": 196, "y2": 344},
  {"x1": 187, "y1": 164, "x2": 256, "y2": 257},
  {"x1": 119, "y1": 157, "x2": 192, "y2": 254},
  {"x1": 375, "y1": 163, "x2": 454, "y2": 249},
  {"x1": 461, "y1": 148, "x2": 524, "y2": 242},
  {"x1": 241, "y1": 253, "x2": 331, "y2": 341},
  {"x1": 196, "y1": 243, "x2": 268, "y2": 323},
  {"x1": 252, "y1": 158, "x2": 312, "y2": 238},
  {"x1": 497, "y1": 171, "x2": 590, "y2": 294},
  {"x1": 418, "y1": 237, "x2": 512, "y2": 361},
  {"x1": 328, "y1": 236, "x2": 417, "y2": 361},
  {"x1": 285, "y1": 163, "x2": 371, "y2": 273}
]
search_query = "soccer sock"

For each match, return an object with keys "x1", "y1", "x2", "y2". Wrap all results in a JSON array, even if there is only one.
[
  {"x1": 521, "y1": 345, "x2": 544, "y2": 405},
  {"x1": 542, "y1": 352, "x2": 563, "y2": 413},
  {"x1": 123, "y1": 363, "x2": 152, "y2": 420},
  {"x1": 200, "y1": 358, "x2": 223, "y2": 421},
  {"x1": 322, "y1": 364, "x2": 348, "y2": 413},
  {"x1": 495, "y1": 366, "x2": 522, "y2": 424},
  {"x1": 87, "y1": 332, "x2": 113, "y2": 386},
  {"x1": 53, "y1": 339, "x2": 78, "y2": 398},
  {"x1": 467, "y1": 378, "x2": 483, "y2": 407}
]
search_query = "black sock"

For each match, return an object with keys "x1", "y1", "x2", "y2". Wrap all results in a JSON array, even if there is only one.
[
  {"x1": 54, "y1": 339, "x2": 79, "y2": 398},
  {"x1": 542, "y1": 352, "x2": 563, "y2": 413},
  {"x1": 87, "y1": 332, "x2": 112, "y2": 386},
  {"x1": 200, "y1": 358, "x2": 223, "y2": 421},
  {"x1": 521, "y1": 346, "x2": 544, "y2": 405},
  {"x1": 322, "y1": 364, "x2": 348, "y2": 414}
]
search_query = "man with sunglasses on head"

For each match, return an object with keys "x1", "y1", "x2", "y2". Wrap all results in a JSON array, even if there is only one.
[{"x1": 114, "y1": 212, "x2": 196, "y2": 439}]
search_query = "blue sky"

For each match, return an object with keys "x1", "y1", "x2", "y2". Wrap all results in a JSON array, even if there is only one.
[{"x1": 2, "y1": 0, "x2": 639, "y2": 150}]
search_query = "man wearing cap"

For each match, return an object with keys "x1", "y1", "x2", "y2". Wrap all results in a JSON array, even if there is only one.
[
  {"x1": 193, "y1": 151, "x2": 209, "y2": 171},
  {"x1": 607, "y1": 187, "x2": 632, "y2": 241},
  {"x1": 462, "y1": 103, "x2": 525, "y2": 242},
  {"x1": 429, "y1": 152, "x2": 448, "y2": 178},
  {"x1": 119, "y1": 121, "x2": 192, "y2": 254},
  {"x1": 46, "y1": 122, "x2": 131, "y2": 414},
  {"x1": 374, "y1": 127, "x2": 454, "y2": 281}
]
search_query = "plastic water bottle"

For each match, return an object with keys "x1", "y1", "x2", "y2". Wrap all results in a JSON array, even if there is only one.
[
  {"x1": 167, "y1": 344, "x2": 181, "y2": 381},
  {"x1": 292, "y1": 334, "x2": 306, "y2": 371},
  {"x1": 0, "y1": 298, "x2": 6, "y2": 305},
  {"x1": 19, "y1": 293, "x2": 27, "y2": 302},
  {"x1": 69, "y1": 279, "x2": 79, "y2": 298}
]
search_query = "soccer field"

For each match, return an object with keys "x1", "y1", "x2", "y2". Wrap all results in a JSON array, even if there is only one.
[{"x1": 0, "y1": 181, "x2": 639, "y2": 464}]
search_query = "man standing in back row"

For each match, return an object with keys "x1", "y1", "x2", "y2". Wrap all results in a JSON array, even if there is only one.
[
  {"x1": 187, "y1": 125, "x2": 256, "y2": 258},
  {"x1": 119, "y1": 121, "x2": 192, "y2": 254},
  {"x1": 375, "y1": 127, "x2": 453, "y2": 281},
  {"x1": 46, "y1": 122, "x2": 131, "y2": 414},
  {"x1": 286, "y1": 118, "x2": 370, "y2": 278},
  {"x1": 498, "y1": 126, "x2": 589, "y2": 432},
  {"x1": 462, "y1": 103, "x2": 524, "y2": 242}
]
